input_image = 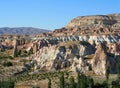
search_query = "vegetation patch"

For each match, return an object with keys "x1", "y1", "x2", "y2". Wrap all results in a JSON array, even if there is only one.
[{"x1": 3, "y1": 61, "x2": 13, "y2": 67}]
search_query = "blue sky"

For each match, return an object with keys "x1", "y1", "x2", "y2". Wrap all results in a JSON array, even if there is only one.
[{"x1": 0, "y1": 0, "x2": 120, "y2": 30}]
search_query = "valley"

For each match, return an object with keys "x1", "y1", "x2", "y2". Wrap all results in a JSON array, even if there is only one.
[{"x1": 0, "y1": 14, "x2": 120, "y2": 88}]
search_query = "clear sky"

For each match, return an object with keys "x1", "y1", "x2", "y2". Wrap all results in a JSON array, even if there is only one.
[{"x1": 0, "y1": 0, "x2": 120, "y2": 30}]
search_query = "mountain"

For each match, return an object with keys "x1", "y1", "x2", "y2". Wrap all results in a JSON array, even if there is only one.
[
  {"x1": 0, "y1": 27, "x2": 50, "y2": 35},
  {"x1": 53, "y1": 14, "x2": 120, "y2": 36},
  {"x1": 65, "y1": 14, "x2": 120, "y2": 28}
]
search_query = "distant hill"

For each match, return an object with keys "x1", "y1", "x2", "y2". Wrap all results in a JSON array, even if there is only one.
[
  {"x1": 53, "y1": 14, "x2": 120, "y2": 36},
  {"x1": 0, "y1": 27, "x2": 51, "y2": 35}
]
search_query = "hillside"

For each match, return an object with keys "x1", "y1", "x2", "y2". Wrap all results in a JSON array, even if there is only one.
[
  {"x1": 0, "y1": 27, "x2": 50, "y2": 35},
  {"x1": 53, "y1": 14, "x2": 120, "y2": 36}
]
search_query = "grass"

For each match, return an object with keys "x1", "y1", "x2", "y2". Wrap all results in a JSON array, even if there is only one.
[
  {"x1": 91, "y1": 74, "x2": 118, "y2": 84},
  {"x1": 65, "y1": 41, "x2": 80, "y2": 47},
  {"x1": 0, "y1": 50, "x2": 13, "y2": 57},
  {"x1": 1, "y1": 67, "x2": 116, "y2": 88},
  {"x1": 84, "y1": 54, "x2": 94, "y2": 59},
  {"x1": 0, "y1": 50, "x2": 14, "y2": 61},
  {"x1": 14, "y1": 70, "x2": 70, "y2": 88},
  {"x1": 14, "y1": 71, "x2": 118, "y2": 88}
]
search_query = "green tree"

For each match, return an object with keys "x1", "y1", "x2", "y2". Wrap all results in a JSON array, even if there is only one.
[
  {"x1": 77, "y1": 73, "x2": 83, "y2": 88},
  {"x1": 90, "y1": 78, "x2": 94, "y2": 88},
  {"x1": 85, "y1": 76, "x2": 91, "y2": 88},
  {"x1": 60, "y1": 72, "x2": 64, "y2": 88},
  {"x1": 29, "y1": 48, "x2": 33, "y2": 55},
  {"x1": 13, "y1": 50, "x2": 18, "y2": 57},
  {"x1": 77, "y1": 73, "x2": 80, "y2": 88},
  {"x1": 69, "y1": 76, "x2": 76, "y2": 88},
  {"x1": 3, "y1": 61, "x2": 13, "y2": 67},
  {"x1": 18, "y1": 50, "x2": 22, "y2": 56},
  {"x1": 118, "y1": 58, "x2": 120, "y2": 79},
  {"x1": 0, "y1": 80, "x2": 14, "y2": 88},
  {"x1": 82, "y1": 75, "x2": 87, "y2": 88},
  {"x1": 106, "y1": 65, "x2": 110, "y2": 80},
  {"x1": 48, "y1": 78, "x2": 51, "y2": 88},
  {"x1": 112, "y1": 57, "x2": 120, "y2": 88}
]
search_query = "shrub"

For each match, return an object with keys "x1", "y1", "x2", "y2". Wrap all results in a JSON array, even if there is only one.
[
  {"x1": 23, "y1": 50, "x2": 27, "y2": 54},
  {"x1": 28, "y1": 48, "x2": 33, "y2": 55},
  {"x1": 118, "y1": 58, "x2": 120, "y2": 79},
  {"x1": 69, "y1": 76, "x2": 76, "y2": 88},
  {"x1": 3, "y1": 61, "x2": 13, "y2": 67},
  {"x1": 32, "y1": 86, "x2": 40, "y2": 88},
  {"x1": 8, "y1": 56, "x2": 14, "y2": 59},
  {"x1": 18, "y1": 50, "x2": 22, "y2": 56},
  {"x1": 60, "y1": 72, "x2": 64, "y2": 88},
  {"x1": 0, "y1": 80, "x2": 14, "y2": 88},
  {"x1": 0, "y1": 49, "x2": 5, "y2": 52},
  {"x1": 48, "y1": 78, "x2": 51, "y2": 88}
]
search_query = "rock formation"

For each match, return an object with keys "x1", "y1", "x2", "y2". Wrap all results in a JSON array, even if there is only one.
[
  {"x1": 92, "y1": 43, "x2": 107, "y2": 75},
  {"x1": 27, "y1": 36, "x2": 119, "y2": 75},
  {"x1": 29, "y1": 41, "x2": 95, "y2": 71},
  {"x1": 13, "y1": 39, "x2": 18, "y2": 57}
]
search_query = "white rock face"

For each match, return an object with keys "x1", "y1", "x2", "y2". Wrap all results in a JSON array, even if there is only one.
[
  {"x1": 43, "y1": 34, "x2": 120, "y2": 45},
  {"x1": 28, "y1": 34, "x2": 120, "y2": 75},
  {"x1": 29, "y1": 41, "x2": 95, "y2": 71}
]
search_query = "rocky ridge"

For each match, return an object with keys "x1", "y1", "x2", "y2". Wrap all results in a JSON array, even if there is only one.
[
  {"x1": 53, "y1": 14, "x2": 120, "y2": 36},
  {"x1": 0, "y1": 27, "x2": 50, "y2": 35}
]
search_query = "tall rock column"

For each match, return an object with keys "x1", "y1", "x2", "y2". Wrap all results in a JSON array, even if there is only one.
[
  {"x1": 92, "y1": 43, "x2": 108, "y2": 75},
  {"x1": 13, "y1": 39, "x2": 18, "y2": 57}
]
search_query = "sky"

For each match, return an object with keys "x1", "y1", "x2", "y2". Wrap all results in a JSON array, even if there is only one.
[{"x1": 0, "y1": 0, "x2": 120, "y2": 30}]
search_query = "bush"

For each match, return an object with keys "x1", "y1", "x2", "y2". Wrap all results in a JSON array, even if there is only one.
[
  {"x1": 28, "y1": 48, "x2": 33, "y2": 55},
  {"x1": 23, "y1": 50, "x2": 27, "y2": 54},
  {"x1": 0, "y1": 49, "x2": 5, "y2": 52},
  {"x1": 0, "y1": 56, "x2": 14, "y2": 59},
  {"x1": 8, "y1": 56, "x2": 14, "y2": 59},
  {"x1": 0, "y1": 80, "x2": 14, "y2": 88},
  {"x1": 111, "y1": 80, "x2": 120, "y2": 88},
  {"x1": 69, "y1": 76, "x2": 76, "y2": 88},
  {"x1": 32, "y1": 86, "x2": 40, "y2": 88},
  {"x1": 18, "y1": 50, "x2": 22, "y2": 56},
  {"x1": 60, "y1": 72, "x2": 64, "y2": 88},
  {"x1": 94, "y1": 81, "x2": 108, "y2": 88},
  {"x1": 48, "y1": 78, "x2": 51, "y2": 88},
  {"x1": 3, "y1": 61, "x2": 13, "y2": 67}
]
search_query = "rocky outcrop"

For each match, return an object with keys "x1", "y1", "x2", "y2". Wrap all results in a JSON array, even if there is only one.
[
  {"x1": 29, "y1": 41, "x2": 95, "y2": 71},
  {"x1": 107, "y1": 43, "x2": 120, "y2": 55},
  {"x1": 27, "y1": 36, "x2": 119, "y2": 75},
  {"x1": 13, "y1": 39, "x2": 18, "y2": 57},
  {"x1": 92, "y1": 43, "x2": 107, "y2": 75}
]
